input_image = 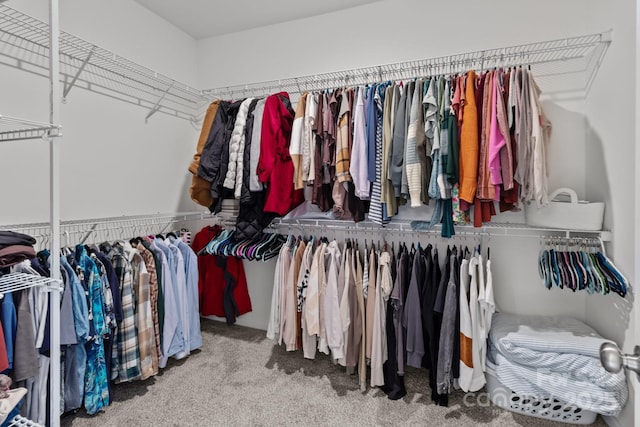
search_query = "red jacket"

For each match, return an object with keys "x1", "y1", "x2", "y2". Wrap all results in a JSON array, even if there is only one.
[
  {"x1": 191, "y1": 226, "x2": 252, "y2": 321},
  {"x1": 257, "y1": 92, "x2": 304, "y2": 215}
]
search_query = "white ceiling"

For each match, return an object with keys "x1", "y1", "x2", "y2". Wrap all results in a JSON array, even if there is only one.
[{"x1": 134, "y1": 0, "x2": 380, "y2": 40}]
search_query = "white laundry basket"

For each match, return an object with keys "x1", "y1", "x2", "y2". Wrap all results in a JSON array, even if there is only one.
[{"x1": 485, "y1": 365, "x2": 597, "y2": 425}]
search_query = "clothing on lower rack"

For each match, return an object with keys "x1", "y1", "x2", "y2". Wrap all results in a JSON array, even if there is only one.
[
  {"x1": 0, "y1": 229, "x2": 200, "y2": 423},
  {"x1": 191, "y1": 226, "x2": 253, "y2": 324},
  {"x1": 267, "y1": 235, "x2": 495, "y2": 405}
]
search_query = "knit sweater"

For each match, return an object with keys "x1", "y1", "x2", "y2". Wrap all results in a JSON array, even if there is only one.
[
  {"x1": 459, "y1": 71, "x2": 479, "y2": 203},
  {"x1": 406, "y1": 79, "x2": 424, "y2": 206}
]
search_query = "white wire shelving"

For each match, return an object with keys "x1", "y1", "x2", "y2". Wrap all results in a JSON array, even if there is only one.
[
  {"x1": 0, "y1": 0, "x2": 612, "y2": 120},
  {"x1": 0, "y1": 272, "x2": 61, "y2": 427},
  {"x1": 0, "y1": 4, "x2": 208, "y2": 122},
  {"x1": 8, "y1": 414, "x2": 44, "y2": 427},
  {"x1": 0, "y1": 210, "x2": 235, "y2": 249},
  {"x1": 268, "y1": 218, "x2": 613, "y2": 242},
  {"x1": 0, "y1": 273, "x2": 62, "y2": 298},
  {"x1": 0, "y1": 114, "x2": 61, "y2": 142},
  {"x1": 204, "y1": 32, "x2": 611, "y2": 101}
]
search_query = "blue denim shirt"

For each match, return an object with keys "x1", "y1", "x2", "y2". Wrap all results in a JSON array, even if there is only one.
[{"x1": 61, "y1": 256, "x2": 89, "y2": 341}]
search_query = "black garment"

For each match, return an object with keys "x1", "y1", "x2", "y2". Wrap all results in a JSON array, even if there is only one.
[
  {"x1": 345, "y1": 181, "x2": 367, "y2": 223},
  {"x1": 235, "y1": 191, "x2": 276, "y2": 241},
  {"x1": 0, "y1": 231, "x2": 36, "y2": 249},
  {"x1": 418, "y1": 245, "x2": 432, "y2": 370},
  {"x1": 235, "y1": 99, "x2": 276, "y2": 240},
  {"x1": 382, "y1": 296, "x2": 406, "y2": 400},
  {"x1": 382, "y1": 246, "x2": 407, "y2": 400},
  {"x1": 428, "y1": 247, "x2": 448, "y2": 407},
  {"x1": 92, "y1": 250, "x2": 123, "y2": 326},
  {"x1": 217, "y1": 256, "x2": 238, "y2": 325},
  {"x1": 31, "y1": 257, "x2": 52, "y2": 356},
  {"x1": 240, "y1": 99, "x2": 260, "y2": 205},
  {"x1": 197, "y1": 100, "x2": 231, "y2": 203},
  {"x1": 451, "y1": 247, "x2": 465, "y2": 380}
]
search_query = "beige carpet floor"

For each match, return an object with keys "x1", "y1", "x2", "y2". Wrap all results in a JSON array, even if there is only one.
[{"x1": 61, "y1": 318, "x2": 608, "y2": 427}]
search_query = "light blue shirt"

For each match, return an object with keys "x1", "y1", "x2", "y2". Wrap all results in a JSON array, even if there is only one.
[
  {"x1": 152, "y1": 239, "x2": 185, "y2": 365},
  {"x1": 173, "y1": 238, "x2": 203, "y2": 351}
]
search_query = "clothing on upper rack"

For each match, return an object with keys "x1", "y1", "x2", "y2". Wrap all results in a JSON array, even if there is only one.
[
  {"x1": 190, "y1": 92, "x2": 304, "y2": 239},
  {"x1": 190, "y1": 69, "x2": 550, "y2": 239},
  {"x1": 266, "y1": 234, "x2": 495, "y2": 404}
]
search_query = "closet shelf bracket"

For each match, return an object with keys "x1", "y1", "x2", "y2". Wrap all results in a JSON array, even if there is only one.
[
  {"x1": 146, "y1": 81, "x2": 175, "y2": 123},
  {"x1": 62, "y1": 45, "x2": 95, "y2": 100},
  {"x1": 0, "y1": 4, "x2": 209, "y2": 123}
]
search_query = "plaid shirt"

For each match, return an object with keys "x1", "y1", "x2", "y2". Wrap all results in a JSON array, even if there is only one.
[
  {"x1": 108, "y1": 245, "x2": 141, "y2": 382},
  {"x1": 136, "y1": 244, "x2": 160, "y2": 378}
]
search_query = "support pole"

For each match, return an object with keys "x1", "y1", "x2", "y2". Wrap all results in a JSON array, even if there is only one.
[{"x1": 49, "y1": 0, "x2": 62, "y2": 426}]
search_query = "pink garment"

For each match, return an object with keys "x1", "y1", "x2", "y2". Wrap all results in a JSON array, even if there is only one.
[{"x1": 488, "y1": 72, "x2": 507, "y2": 195}]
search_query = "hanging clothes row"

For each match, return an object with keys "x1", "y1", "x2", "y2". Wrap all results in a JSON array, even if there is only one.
[
  {"x1": 198, "y1": 228, "x2": 285, "y2": 261},
  {"x1": 188, "y1": 94, "x2": 304, "y2": 239},
  {"x1": 0, "y1": 229, "x2": 202, "y2": 423},
  {"x1": 191, "y1": 226, "x2": 253, "y2": 325},
  {"x1": 267, "y1": 234, "x2": 496, "y2": 404},
  {"x1": 538, "y1": 238, "x2": 628, "y2": 297},
  {"x1": 189, "y1": 68, "x2": 551, "y2": 239}
]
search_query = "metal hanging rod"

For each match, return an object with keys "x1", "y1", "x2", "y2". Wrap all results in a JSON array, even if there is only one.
[
  {"x1": 0, "y1": 114, "x2": 61, "y2": 142},
  {"x1": 0, "y1": 4, "x2": 209, "y2": 122},
  {"x1": 204, "y1": 31, "x2": 611, "y2": 100},
  {"x1": 268, "y1": 218, "x2": 613, "y2": 241},
  {"x1": 0, "y1": 210, "x2": 237, "y2": 247}
]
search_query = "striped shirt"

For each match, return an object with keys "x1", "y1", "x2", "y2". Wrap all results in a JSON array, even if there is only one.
[{"x1": 369, "y1": 84, "x2": 389, "y2": 226}]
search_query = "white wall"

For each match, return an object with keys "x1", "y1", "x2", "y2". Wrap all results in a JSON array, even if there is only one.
[
  {"x1": 0, "y1": 0, "x2": 201, "y2": 225},
  {"x1": 582, "y1": 1, "x2": 637, "y2": 426}
]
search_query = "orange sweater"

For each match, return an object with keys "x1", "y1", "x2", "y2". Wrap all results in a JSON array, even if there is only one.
[{"x1": 459, "y1": 71, "x2": 479, "y2": 204}]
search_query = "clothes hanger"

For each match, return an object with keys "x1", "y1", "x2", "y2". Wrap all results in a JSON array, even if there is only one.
[
  {"x1": 570, "y1": 250, "x2": 586, "y2": 291},
  {"x1": 538, "y1": 250, "x2": 551, "y2": 289}
]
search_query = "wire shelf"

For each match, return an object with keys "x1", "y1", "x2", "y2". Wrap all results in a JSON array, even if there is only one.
[
  {"x1": 0, "y1": 4, "x2": 208, "y2": 122},
  {"x1": 0, "y1": 273, "x2": 62, "y2": 296},
  {"x1": 204, "y1": 32, "x2": 611, "y2": 100},
  {"x1": 0, "y1": 210, "x2": 236, "y2": 248},
  {"x1": 8, "y1": 415, "x2": 44, "y2": 427},
  {"x1": 269, "y1": 218, "x2": 612, "y2": 241},
  {"x1": 0, "y1": 114, "x2": 61, "y2": 142}
]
